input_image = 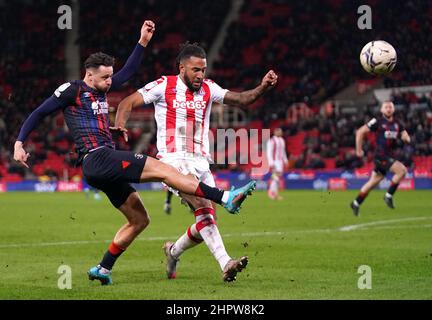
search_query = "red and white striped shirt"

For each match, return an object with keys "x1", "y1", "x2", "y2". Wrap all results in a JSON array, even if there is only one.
[
  {"x1": 138, "y1": 76, "x2": 227, "y2": 159},
  {"x1": 266, "y1": 136, "x2": 288, "y2": 165}
]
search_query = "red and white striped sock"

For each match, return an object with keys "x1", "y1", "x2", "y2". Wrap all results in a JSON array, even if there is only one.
[
  {"x1": 195, "y1": 207, "x2": 231, "y2": 270},
  {"x1": 170, "y1": 224, "x2": 203, "y2": 259},
  {"x1": 269, "y1": 176, "x2": 279, "y2": 197}
]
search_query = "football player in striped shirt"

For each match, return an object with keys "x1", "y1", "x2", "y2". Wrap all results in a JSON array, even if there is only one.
[
  {"x1": 116, "y1": 42, "x2": 278, "y2": 282},
  {"x1": 350, "y1": 101, "x2": 411, "y2": 216}
]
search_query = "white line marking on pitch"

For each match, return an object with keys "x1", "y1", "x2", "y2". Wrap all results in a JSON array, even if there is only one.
[
  {"x1": 0, "y1": 216, "x2": 431, "y2": 249},
  {"x1": 338, "y1": 217, "x2": 432, "y2": 232}
]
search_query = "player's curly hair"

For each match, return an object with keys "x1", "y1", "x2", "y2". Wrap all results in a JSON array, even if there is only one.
[
  {"x1": 84, "y1": 52, "x2": 115, "y2": 69},
  {"x1": 175, "y1": 41, "x2": 206, "y2": 70}
]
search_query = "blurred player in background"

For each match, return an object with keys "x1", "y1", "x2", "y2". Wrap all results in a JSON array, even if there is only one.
[
  {"x1": 116, "y1": 42, "x2": 278, "y2": 282},
  {"x1": 350, "y1": 101, "x2": 411, "y2": 216},
  {"x1": 164, "y1": 189, "x2": 195, "y2": 214},
  {"x1": 266, "y1": 128, "x2": 288, "y2": 200},
  {"x1": 13, "y1": 23, "x2": 256, "y2": 286},
  {"x1": 84, "y1": 186, "x2": 101, "y2": 200},
  {"x1": 164, "y1": 189, "x2": 174, "y2": 214}
]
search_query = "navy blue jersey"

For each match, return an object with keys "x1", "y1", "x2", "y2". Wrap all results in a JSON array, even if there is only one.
[
  {"x1": 54, "y1": 80, "x2": 114, "y2": 156},
  {"x1": 16, "y1": 43, "x2": 145, "y2": 163},
  {"x1": 367, "y1": 116, "x2": 405, "y2": 158}
]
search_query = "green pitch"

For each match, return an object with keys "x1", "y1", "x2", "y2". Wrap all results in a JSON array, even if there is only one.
[{"x1": 0, "y1": 190, "x2": 431, "y2": 299}]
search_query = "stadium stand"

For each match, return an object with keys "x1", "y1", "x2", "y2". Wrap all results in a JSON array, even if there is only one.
[{"x1": 1, "y1": 0, "x2": 431, "y2": 182}]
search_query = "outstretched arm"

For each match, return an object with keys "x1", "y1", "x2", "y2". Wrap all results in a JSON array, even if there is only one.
[
  {"x1": 14, "y1": 82, "x2": 77, "y2": 168},
  {"x1": 266, "y1": 139, "x2": 274, "y2": 167},
  {"x1": 401, "y1": 130, "x2": 411, "y2": 144},
  {"x1": 14, "y1": 96, "x2": 64, "y2": 167},
  {"x1": 111, "y1": 20, "x2": 155, "y2": 90},
  {"x1": 355, "y1": 124, "x2": 370, "y2": 158},
  {"x1": 223, "y1": 70, "x2": 277, "y2": 106}
]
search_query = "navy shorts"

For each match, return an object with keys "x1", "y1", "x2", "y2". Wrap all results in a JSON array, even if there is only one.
[
  {"x1": 373, "y1": 154, "x2": 396, "y2": 176},
  {"x1": 82, "y1": 147, "x2": 147, "y2": 208}
]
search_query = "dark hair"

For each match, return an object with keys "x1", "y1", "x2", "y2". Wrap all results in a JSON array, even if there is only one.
[
  {"x1": 175, "y1": 42, "x2": 206, "y2": 70},
  {"x1": 84, "y1": 52, "x2": 115, "y2": 69}
]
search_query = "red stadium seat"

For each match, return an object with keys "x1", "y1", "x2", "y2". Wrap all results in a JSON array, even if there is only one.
[{"x1": 323, "y1": 158, "x2": 336, "y2": 169}]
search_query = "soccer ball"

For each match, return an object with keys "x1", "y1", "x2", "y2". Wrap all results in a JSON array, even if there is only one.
[{"x1": 359, "y1": 40, "x2": 397, "y2": 75}]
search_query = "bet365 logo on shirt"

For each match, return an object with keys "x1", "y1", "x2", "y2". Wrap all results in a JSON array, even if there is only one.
[{"x1": 173, "y1": 100, "x2": 206, "y2": 110}]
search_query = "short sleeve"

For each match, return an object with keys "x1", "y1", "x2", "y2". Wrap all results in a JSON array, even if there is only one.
[
  {"x1": 366, "y1": 118, "x2": 378, "y2": 131},
  {"x1": 206, "y1": 79, "x2": 228, "y2": 104},
  {"x1": 137, "y1": 77, "x2": 166, "y2": 105}
]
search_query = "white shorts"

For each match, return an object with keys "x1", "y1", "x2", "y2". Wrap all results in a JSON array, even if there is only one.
[
  {"x1": 159, "y1": 153, "x2": 215, "y2": 196},
  {"x1": 271, "y1": 160, "x2": 284, "y2": 173}
]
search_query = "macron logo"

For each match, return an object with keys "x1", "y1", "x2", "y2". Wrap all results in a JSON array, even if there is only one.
[{"x1": 173, "y1": 100, "x2": 206, "y2": 110}]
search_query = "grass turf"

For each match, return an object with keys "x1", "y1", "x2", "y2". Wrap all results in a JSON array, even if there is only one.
[{"x1": 0, "y1": 190, "x2": 431, "y2": 299}]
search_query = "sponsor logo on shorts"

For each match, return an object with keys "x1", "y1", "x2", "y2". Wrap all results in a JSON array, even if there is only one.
[{"x1": 134, "y1": 153, "x2": 144, "y2": 160}]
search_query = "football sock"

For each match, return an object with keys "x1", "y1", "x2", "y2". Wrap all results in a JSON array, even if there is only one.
[
  {"x1": 386, "y1": 182, "x2": 399, "y2": 197},
  {"x1": 170, "y1": 224, "x2": 203, "y2": 259},
  {"x1": 195, "y1": 182, "x2": 224, "y2": 204},
  {"x1": 99, "y1": 242, "x2": 126, "y2": 270},
  {"x1": 269, "y1": 176, "x2": 279, "y2": 197},
  {"x1": 165, "y1": 190, "x2": 173, "y2": 204},
  {"x1": 355, "y1": 191, "x2": 369, "y2": 205},
  {"x1": 195, "y1": 207, "x2": 231, "y2": 270}
]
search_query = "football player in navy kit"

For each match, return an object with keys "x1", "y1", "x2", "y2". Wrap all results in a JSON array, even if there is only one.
[
  {"x1": 13, "y1": 21, "x2": 256, "y2": 285},
  {"x1": 350, "y1": 101, "x2": 411, "y2": 216}
]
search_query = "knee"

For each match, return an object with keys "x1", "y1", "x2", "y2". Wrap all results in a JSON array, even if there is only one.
[
  {"x1": 192, "y1": 197, "x2": 211, "y2": 210},
  {"x1": 132, "y1": 213, "x2": 150, "y2": 232},
  {"x1": 397, "y1": 165, "x2": 407, "y2": 177}
]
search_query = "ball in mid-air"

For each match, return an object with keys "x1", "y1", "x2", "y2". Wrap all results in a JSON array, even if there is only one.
[{"x1": 360, "y1": 40, "x2": 397, "y2": 75}]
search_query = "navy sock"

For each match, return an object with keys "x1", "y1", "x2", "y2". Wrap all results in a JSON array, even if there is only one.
[
  {"x1": 99, "y1": 242, "x2": 125, "y2": 270},
  {"x1": 355, "y1": 191, "x2": 369, "y2": 205},
  {"x1": 195, "y1": 182, "x2": 224, "y2": 204},
  {"x1": 387, "y1": 182, "x2": 399, "y2": 196}
]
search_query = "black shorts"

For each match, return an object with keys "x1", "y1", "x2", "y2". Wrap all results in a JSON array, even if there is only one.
[
  {"x1": 82, "y1": 147, "x2": 147, "y2": 208},
  {"x1": 373, "y1": 155, "x2": 396, "y2": 176}
]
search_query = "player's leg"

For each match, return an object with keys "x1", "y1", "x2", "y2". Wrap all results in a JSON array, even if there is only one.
[
  {"x1": 88, "y1": 184, "x2": 149, "y2": 285},
  {"x1": 112, "y1": 192, "x2": 150, "y2": 247},
  {"x1": 384, "y1": 160, "x2": 407, "y2": 208},
  {"x1": 268, "y1": 172, "x2": 278, "y2": 200},
  {"x1": 269, "y1": 161, "x2": 284, "y2": 200},
  {"x1": 351, "y1": 171, "x2": 384, "y2": 216},
  {"x1": 275, "y1": 173, "x2": 282, "y2": 200},
  {"x1": 140, "y1": 157, "x2": 255, "y2": 214},
  {"x1": 164, "y1": 190, "x2": 173, "y2": 214},
  {"x1": 93, "y1": 188, "x2": 101, "y2": 200},
  {"x1": 165, "y1": 192, "x2": 247, "y2": 282}
]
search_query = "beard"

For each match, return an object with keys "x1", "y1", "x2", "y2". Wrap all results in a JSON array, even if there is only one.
[
  {"x1": 95, "y1": 83, "x2": 111, "y2": 93},
  {"x1": 383, "y1": 112, "x2": 393, "y2": 119},
  {"x1": 184, "y1": 74, "x2": 201, "y2": 92}
]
